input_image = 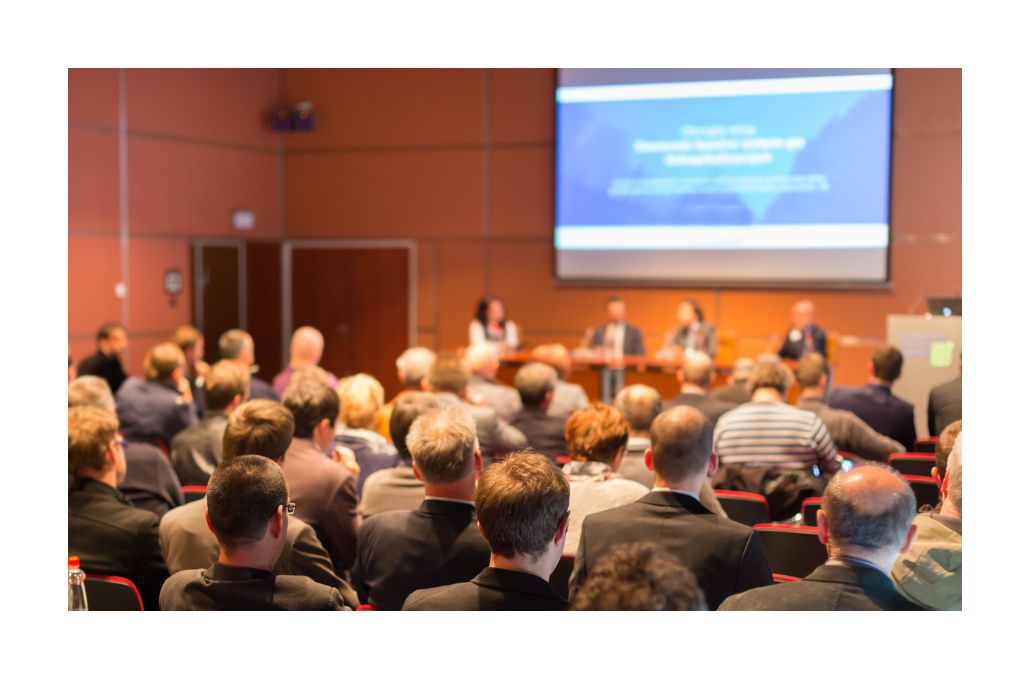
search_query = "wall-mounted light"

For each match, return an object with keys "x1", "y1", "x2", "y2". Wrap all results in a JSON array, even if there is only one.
[{"x1": 232, "y1": 210, "x2": 255, "y2": 230}]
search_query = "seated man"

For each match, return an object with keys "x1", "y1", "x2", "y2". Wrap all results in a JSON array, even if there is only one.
[
  {"x1": 334, "y1": 373, "x2": 400, "y2": 498},
  {"x1": 116, "y1": 342, "x2": 198, "y2": 449},
  {"x1": 466, "y1": 341, "x2": 521, "y2": 415},
  {"x1": 828, "y1": 346, "x2": 916, "y2": 451},
  {"x1": 795, "y1": 354, "x2": 904, "y2": 463},
  {"x1": 218, "y1": 329, "x2": 280, "y2": 402},
  {"x1": 502, "y1": 362, "x2": 569, "y2": 461},
  {"x1": 893, "y1": 431, "x2": 962, "y2": 610},
  {"x1": 530, "y1": 343, "x2": 590, "y2": 418},
  {"x1": 77, "y1": 321, "x2": 128, "y2": 396},
  {"x1": 927, "y1": 420, "x2": 963, "y2": 512},
  {"x1": 170, "y1": 360, "x2": 250, "y2": 487},
  {"x1": 172, "y1": 325, "x2": 209, "y2": 415},
  {"x1": 69, "y1": 376, "x2": 183, "y2": 518},
  {"x1": 159, "y1": 455, "x2": 351, "y2": 611},
  {"x1": 159, "y1": 400, "x2": 357, "y2": 606},
  {"x1": 272, "y1": 326, "x2": 340, "y2": 397},
  {"x1": 68, "y1": 406, "x2": 169, "y2": 610},
  {"x1": 375, "y1": 347, "x2": 437, "y2": 439},
  {"x1": 928, "y1": 357, "x2": 962, "y2": 439},
  {"x1": 360, "y1": 393, "x2": 441, "y2": 518},
  {"x1": 662, "y1": 352, "x2": 738, "y2": 425},
  {"x1": 403, "y1": 451, "x2": 571, "y2": 611},
  {"x1": 720, "y1": 463, "x2": 925, "y2": 611},
  {"x1": 710, "y1": 358, "x2": 754, "y2": 405},
  {"x1": 777, "y1": 299, "x2": 827, "y2": 360},
  {"x1": 351, "y1": 407, "x2": 491, "y2": 610},
  {"x1": 569, "y1": 406, "x2": 773, "y2": 610},
  {"x1": 570, "y1": 542, "x2": 707, "y2": 611}
]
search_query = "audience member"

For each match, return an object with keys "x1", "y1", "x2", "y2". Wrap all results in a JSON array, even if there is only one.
[
  {"x1": 172, "y1": 325, "x2": 209, "y2": 414},
  {"x1": 159, "y1": 400, "x2": 357, "y2": 605},
  {"x1": 828, "y1": 346, "x2": 917, "y2": 451},
  {"x1": 893, "y1": 432, "x2": 962, "y2": 610},
  {"x1": 720, "y1": 463, "x2": 924, "y2": 611},
  {"x1": 777, "y1": 299, "x2": 827, "y2": 360},
  {"x1": 570, "y1": 543, "x2": 707, "y2": 611},
  {"x1": 661, "y1": 299, "x2": 718, "y2": 359},
  {"x1": 795, "y1": 354, "x2": 904, "y2": 462},
  {"x1": 159, "y1": 455, "x2": 351, "y2": 611},
  {"x1": 352, "y1": 408, "x2": 490, "y2": 610},
  {"x1": 710, "y1": 357, "x2": 754, "y2": 405},
  {"x1": 424, "y1": 351, "x2": 526, "y2": 460},
  {"x1": 360, "y1": 393, "x2": 440, "y2": 518},
  {"x1": 375, "y1": 346, "x2": 436, "y2": 439},
  {"x1": 502, "y1": 362, "x2": 568, "y2": 460},
  {"x1": 569, "y1": 406, "x2": 773, "y2": 610},
  {"x1": 68, "y1": 406, "x2": 169, "y2": 610},
  {"x1": 69, "y1": 376, "x2": 183, "y2": 518},
  {"x1": 290, "y1": 365, "x2": 332, "y2": 387},
  {"x1": 929, "y1": 420, "x2": 963, "y2": 511},
  {"x1": 561, "y1": 403, "x2": 648, "y2": 556},
  {"x1": 218, "y1": 329, "x2": 279, "y2": 401},
  {"x1": 403, "y1": 451, "x2": 571, "y2": 611},
  {"x1": 928, "y1": 357, "x2": 962, "y2": 440},
  {"x1": 334, "y1": 373, "x2": 401, "y2": 497},
  {"x1": 663, "y1": 351, "x2": 738, "y2": 424},
  {"x1": 465, "y1": 341, "x2": 522, "y2": 415},
  {"x1": 170, "y1": 360, "x2": 250, "y2": 487},
  {"x1": 530, "y1": 343, "x2": 590, "y2": 418},
  {"x1": 116, "y1": 342, "x2": 198, "y2": 449},
  {"x1": 273, "y1": 326, "x2": 340, "y2": 397},
  {"x1": 77, "y1": 321, "x2": 129, "y2": 395}
]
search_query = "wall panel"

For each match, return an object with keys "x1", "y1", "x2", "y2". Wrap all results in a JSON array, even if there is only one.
[
  {"x1": 69, "y1": 128, "x2": 120, "y2": 233},
  {"x1": 69, "y1": 68, "x2": 119, "y2": 127},
  {"x1": 69, "y1": 234, "x2": 122, "y2": 337},
  {"x1": 127, "y1": 237, "x2": 192, "y2": 334}
]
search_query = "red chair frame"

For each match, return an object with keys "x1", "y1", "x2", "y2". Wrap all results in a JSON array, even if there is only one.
[
  {"x1": 84, "y1": 574, "x2": 144, "y2": 611},
  {"x1": 913, "y1": 437, "x2": 938, "y2": 452},
  {"x1": 714, "y1": 490, "x2": 771, "y2": 524},
  {"x1": 772, "y1": 574, "x2": 802, "y2": 582},
  {"x1": 800, "y1": 497, "x2": 823, "y2": 526}
]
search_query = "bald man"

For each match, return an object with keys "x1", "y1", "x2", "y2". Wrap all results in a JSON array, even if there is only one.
[
  {"x1": 529, "y1": 344, "x2": 590, "y2": 418},
  {"x1": 778, "y1": 300, "x2": 828, "y2": 360},
  {"x1": 662, "y1": 352, "x2": 739, "y2": 424},
  {"x1": 719, "y1": 463, "x2": 925, "y2": 611},
  {"x1": 465, "y1": 342, "x2": 521, "y2": 416},
  {"x1": 272, "y1": 327, "x2": 340, "y2": 398}
]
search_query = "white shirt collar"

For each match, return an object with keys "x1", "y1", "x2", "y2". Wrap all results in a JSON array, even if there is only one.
[
  {"x1": 680, "y1": 385, "x2": 706, "y2": 396},
  {"x1": 424, "y1": 495, "x2": 476, "y2": 507},
  {"x1": 651, "y1": 487, "x2": 700, "y2": 502}
]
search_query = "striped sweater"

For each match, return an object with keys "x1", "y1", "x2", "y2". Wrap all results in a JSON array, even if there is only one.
[{"x1": 713, "y1": 401, "x2": 840, "y2": 474}]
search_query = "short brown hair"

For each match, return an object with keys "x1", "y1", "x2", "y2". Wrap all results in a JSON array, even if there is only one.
[
  {"x1": 613, "y1": 385, "x2": 662, "y2": 433},
  {"x1": 474, "y1": 451, "x2": 570, "y2": 561},
  {"x1": 427, "y1": 351, "x2": 470, "y2": 394},
  {"x1": 936, "y1": 419, "x2": 963, "y2": 479},
  {"x1": 565, "y1": 403, "x2": 630, "y2": 464},
  {"x1": 204, "y1": 360, "x2": 250, "y2": 411},
  {"x1": 406, "y1": 407, "x2": 478, "y2": 484},
  {"x1": 144, "y1": 342, "x2": 186, "y2": 381},
  {"x1": 747, "y1": 361, "x2": 793, "y2": 394},
  {"x1": 69, "y1": 406, "x2": 118, "y2": 476},
  {"x1": 337, "y1": 373, "x2": 384, "y2": 429},
  {"x1": 795, "y1": 354, "x2": 828, "y2": 388},
  {"x1": 571, "y1": 543, "x2": 707, "y2": 611},
  {"x1": 281, "y1": 380, "x2": 340, "y2": 439},
  {"x1": 172, "y1": 325, "x2": 201, "y2": 353},
  {"x1": 649, "y1": 406, "x2": 713, "y2": 482},
  {"x1": 223, "y1": 400, "x2": 296, "y2": 461},
  {"x1": 206, "y1": 455, "x2": 288, "y2": 552},
  {"x1": 872, "y1": 346, "x2": 904, "y2": 382},
  {"x1": 389, "y1": 392, "x2": 441, "y2": 461}
]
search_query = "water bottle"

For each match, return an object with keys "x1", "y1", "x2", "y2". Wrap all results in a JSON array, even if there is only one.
[{"x1": 68, "y1": 556, "x2": 88, "y2": 611}]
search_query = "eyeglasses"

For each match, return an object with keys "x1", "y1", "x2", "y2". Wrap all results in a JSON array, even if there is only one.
[
  {"x1": 559, "y1": 509, "x2": 570, "y2": 524},
  {"x1": 115, "y1": 438, "x2": 128, "y2": 448},
  {"x1": 283, "y1": 502, "x2": 297, "y2": 515}
]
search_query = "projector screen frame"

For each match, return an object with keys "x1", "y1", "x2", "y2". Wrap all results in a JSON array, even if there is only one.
[{"x1": 550, "y1": 68, "x2": 897, "y2": 290}]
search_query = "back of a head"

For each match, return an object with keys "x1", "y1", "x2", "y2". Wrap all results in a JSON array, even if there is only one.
[
  {"x1": 795, "y1": 354, "x2": 828, "y2": 388},
  {"x1": 172, "y1": 325, "x2": 201, "y2": 354},
  {"x1": 290, "y1": 365, "x2": 331, "y2": 387},
  {"x1": 747, "y1": 361, "x2": 793, "y2": 395},
  {"x1": 515, "y1": 362, "x2": 558, "y2": 408},
  {"x1": 571, "y1": 543, "x2": 707, "y2": 611},
  {"x1": 223, "y1": 400, "x2": 296, "y2": 461},
  {"x1": 613, "y1": 384, "x2": 662, "y2": 434},
  {"x1": 821, "y1": 463, "x2": 916, "y2": 554},
  {"x1": 97, "y1": 321, "x2": 123, "y2": 342},
  {"x1": 204, "y1": 360, "x2": 250, "y2": 411},
  {"x1": 731, "y1": 357, "x2": 755, "y2": 382},
  {"x1": 426, "y1": 351, "x2": 470, "y2": 395},
  {"x1": 530, "y1": 343, "x2": 572, "y2": 376},
  {"x1": 680, "y1": 352, "x2": 714, "y2": 388},
  {"x1": 945, "y1": 432, "x2": 962, "y2": 515},
  {"x1": 337, "y1": 373, "x2": 385, "y2": 429},
  {"x1": 69, "y1": 376, "x2": 115, "y2": 411},
  {"x1": 396, "y1": 347, "x2": 437, "y2": 388},
  {"x1": 206, "y1": 455, "x2": 287, "y2": 553},
  {"x1": 69, "y1": 406, "x2": 118, "y2": 476},
  {"x1": 218, "y1": 329, "x2": 251, "y2": 361},
  {"x1": 565, "y1": 402, "x2": 630, "y2": 464},
  {"x1": 936, "y1": 420, "x2": 963, "y2": 479},
  {"x1": 145, "y1": 342, "x2": 186, "y2": 381},
  {"x1": 465, "y1": 341, "x2": 499, "y2": 373},
  {"x1": 474, "y1": 451, "x2": 570, "y2": 561},
  {"x1": 281, "y1": 380, "x2": 340, "y2": 439},
  {"x1": 872, "y1": 346, "x2": 904, "y2": 382},
  {"x1": 406, "y1": 407, "x2": 478, "y2": 484},
  {"x1": 290, "y1": 326, "x2": 324, "y2": 362},
  {"x1": 649, "y1": 405, "x2": 713, "y2": 483},
  {"x1": 389, "y1": 392, "x2": 441, "y2": 460}
]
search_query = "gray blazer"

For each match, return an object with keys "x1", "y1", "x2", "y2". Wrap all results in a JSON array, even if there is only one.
[
  {"x1": 435, "y1": 392, "x2": 527, "y2": 459},
  {"x1": 358, "y1": 465, "x2": 426, "y2": 518},
  {"x1": 663, "y1": 322, "x2": 718, "y2": 358},
  {"x1": 547, "y1": 379, "x2": 590, "y2": 418},
  {"x1": 797, "y1": 397, "x2": 905, "y2": 462},
  {"x1": 170, "y1": 411, "x2": 228, "y2": 487},
  {"x1": 468, "y1": 374, "x2": 522, "y2": 416}
]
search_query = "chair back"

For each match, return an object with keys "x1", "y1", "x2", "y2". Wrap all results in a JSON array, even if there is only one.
[
  {"x1": 753, "y1": 524, "x2": 827, "y2": 579},
  {"x1": 182, "y1": 486, "x2": 207, "y2": 503},
  {"x1": 84, "y1": 575, "x2": 144, "y2": 611},
  {"x1": 800, "y1": 497, "x2": 823, "y2": 527},
  {"x1": 903, "y1": 475, "x2": 941, "y2": 510},
  {"x1": 888, "y1": 453, "x2": 936, "y2": 477},
  {"x1": 550, "y1": 556, "x2": 575, "y2": 601},
  {"x1": 714, "y1": 490, "x2": 770, "y2": 527},
  {"x1": 914, "y1": 437, "x2": 938, "y2": 453}
]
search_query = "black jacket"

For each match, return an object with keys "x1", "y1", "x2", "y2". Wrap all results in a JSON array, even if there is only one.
[
  {"x1": 569, "y1": 490, "x2": 773, "y2": 610},
  {"x1": 662, "y1": 391, "x2": 738, "y2": 425},
  {"x1": 927, "y1": 376, "x2": 962, "y2": 438},
  {"x1": 117, "y1": 441, "x2": 184, "y2": 518},
  {"x1": 590, "y1": 322, "x2": 646, "y2": 356},
  {"x1": 351, "y1": 499, "x2": 490, "y2": 611},
  {"x1": 403, "y1": 567, "x2": 569, "y2": 611},
  {"x1": 78, "y1": 350, "x2": 128, "y2": 396},
  {"x1": 159, "y1": 562, "x2": 349, "y2": 611},
  {"x1": 778, "y1": 324, "x2": 827, "y2": 360},
  {"x1": 502, "y1": 408, "x2": 569, "y2": 460},
  {"x1": 828, "y1": 383, "x2": 917, "y2": 451}
]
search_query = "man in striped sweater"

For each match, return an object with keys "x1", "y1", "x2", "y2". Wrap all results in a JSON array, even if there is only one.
[{"x1": 713, "y1": 361, "x2": 841, "y2": 475}]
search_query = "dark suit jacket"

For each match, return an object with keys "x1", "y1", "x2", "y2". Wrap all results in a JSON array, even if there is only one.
[
  {"x1": 78, "y1": 349, "x2": 128, "y2": 396},
  {"x1": 249, "y1": 375, "x2": 280, "y2": 402},
  {"x1": 662, "y1": 391, "x2": 738, "y2": 425},
  {"x1": 169, "y1": 411, "x2": 228, "y2": 487},
  {"x1": 351, "y1": 499, "x2": 491, "y2": 611},
  {"x1": 590, "y1": 322, "x2": 646, "y2": 356},
  {"x1": 778, "y1": 324, "x2": 827, "y2": 360},
  {"x1": 718, "y1": 563, "x2": 926, "y2": 611},
  {"x1": 828, "y1": 383, "x2": 917, "y2": 451},
  {"x1": 711, "y1": 380, "x2": 751, "y2": 405},
  {"x1": 927, "y1": 376, "x2": 962, "y2": 437},
  {"x1": 118, "y1": 441, "x2": 184, "y2": 518},
  {"x1": 159, "y1": 562, "x2": 350, "y2": 611},
  {"x1": 502, "y1": 408, "x2": 569, "y2": 460},
  {"x1": 403, "y1": 567, "x2": 569, "y2": 611},
  {"x1": 434, "y1": 393, "x2": 527, "y2": 459},
  {"x1": 68, "y1": 477, "x2": 170, "y2": 610},
  {"x1": 569, "y1": 490, "x2": 773, "y2": 610},
  {"x1": 116, "y1": 377, "x2": 198, "y2": 449}
]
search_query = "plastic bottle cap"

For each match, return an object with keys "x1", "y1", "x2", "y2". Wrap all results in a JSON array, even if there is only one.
[{"x1": 68, "y1": 556, "x2": 80, "y2": 568}]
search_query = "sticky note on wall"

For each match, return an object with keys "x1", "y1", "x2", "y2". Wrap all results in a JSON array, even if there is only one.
[{"x1": 930, "y1": 341, "x2": 955, "y2": 368}]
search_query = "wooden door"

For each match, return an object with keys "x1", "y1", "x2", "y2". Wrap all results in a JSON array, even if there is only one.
[{"x1": 197, "y1": 245, "x2": 239, "y2": 365}]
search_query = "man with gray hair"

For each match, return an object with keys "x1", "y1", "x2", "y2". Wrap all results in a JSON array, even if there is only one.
[
  {"x1": 720, "y1": 463, "x2": 925, "y2": 610},
  {"x1": 374, "y1": 346, "x2": 437, "y2": 440},
  {"x1": 663, "y1": 352, "x2": 738, "y2": 424},
  {"x1": 502, "y1": 362, "x2": 568, "y2": 460},
  {"x1": 351, "y1": 407, "x2": 491, "y2": 610},
  {"x1": 893, "y1": 431, "x2": 962, "y2": 610},
  {"x1": 218, "y1": 329, "x2": 279, "y2": 402},
  {"x1": 466, "y1": 341, "x2": 522, "y2": 415},
  {"x1": 711, "y1": 357, "x2": 754, "y2": 405}
]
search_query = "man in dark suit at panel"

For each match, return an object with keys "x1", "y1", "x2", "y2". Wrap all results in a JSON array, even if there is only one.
[
  {"x1": 662, "y1": 352, "x2": 738, "y2": 425},
  {"x1": 219, "y1": 329, "x2": 280, "y2": 402},
  {"x1": 352, "y1": 407, "x2": 490, "y2": 610},
  {"x1": 720, "y1": 462, "x2": 924, "y2": 611},
  {"x1": 777, "y1": 299, "x2": 827, "y2": 360},
  {"x1": 78, "y1": 322, "x2": 129, "y2": 397},
  {"x1": 828, "y1": 346, "x2": 917, "y2": 451},
  {"x1": 928, "y1": 358, "x2": 962, "y2": 438},
  {"x1": 403, "y1": 451, "x2": 571, "y2": 611},
  {"x1": 590, "y1": 296, "x2": 646, "y2": 357},
  {"x1": 569, "y1": 405, "x2": 773, "y2": 611},
  {"x1": 502, "y1": 362, "x2": 569, "y2": 461}
]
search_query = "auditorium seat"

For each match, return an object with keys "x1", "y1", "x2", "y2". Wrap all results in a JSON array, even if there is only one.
[
  {"x1": 914, "y1": 437, "x2": 939, "y2": 453},
  {"x1": 888, "y1": 453, "x2": 936, "y2": 477},
  {"x1": 181, "y1": 486, "x2": 207, "y2": 503},
  {"x1": 902, "y1": 475, "x2": 941, "y2": 510},
  {"x1": 714, "y1": 490, "x2": 770, "y2": 527},
  {"x1": 772, "y1": 574, "x2": 802, "y2": 582},
  {"x1": 84, "y1": 575, "x2": 144, "y2": 611},
  {"x1": 800, "y1": 497, "x2": 823, "y2": 527},
  {"x1": 355, "y1": 604, "x2": 378, "y2": 611},
  {"x1": 753, "y1": 524, "x2": 827, "y2": 579},
  {"x1": 551, "y1": 556, "x2": 575, "y2": 600}
]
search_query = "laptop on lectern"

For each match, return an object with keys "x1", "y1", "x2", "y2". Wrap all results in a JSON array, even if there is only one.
[{"x1": 927, "y1": 297, "x2": 962, "y2": 317}]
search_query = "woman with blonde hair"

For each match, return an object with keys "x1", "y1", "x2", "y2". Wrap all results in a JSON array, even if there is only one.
[{"x1": 334, "y1": 373, "x2": 401, "y2": 498}]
